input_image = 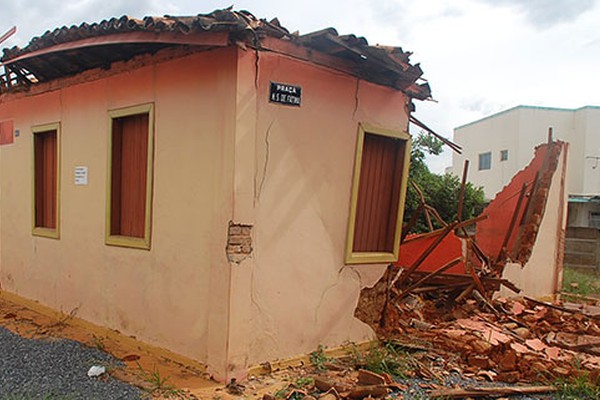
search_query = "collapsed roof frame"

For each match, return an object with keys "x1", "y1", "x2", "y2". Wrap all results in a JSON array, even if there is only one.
[{"x1": 0, "y1": 9, "x2": 431, "y2": 100}]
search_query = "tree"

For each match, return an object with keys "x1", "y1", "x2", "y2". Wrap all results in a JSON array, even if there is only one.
[{"x1": 403, "y1": 132, "x2": 485, "y2": 233}]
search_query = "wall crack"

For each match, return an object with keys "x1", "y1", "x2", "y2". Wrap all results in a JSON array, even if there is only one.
[{"x1": 255, "y1": 120, "x2": 275, "y2": 202}]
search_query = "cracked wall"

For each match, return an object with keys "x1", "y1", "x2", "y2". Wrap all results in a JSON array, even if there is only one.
[{"x1": 229, "y1": 50, "x2": 411, "y2": 372}]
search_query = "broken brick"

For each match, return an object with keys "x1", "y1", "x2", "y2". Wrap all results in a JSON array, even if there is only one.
[
  {"x1": 357, "y1": 369, "x2": 386, "y2": 386},
  {"x1": 499, "y1": 350, "x2": 517, "y2": 371}
]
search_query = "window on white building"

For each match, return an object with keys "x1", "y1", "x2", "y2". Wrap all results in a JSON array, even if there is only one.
[
  {"x1": 500, "y1": 149, "x2": 508, "y2": 161},
  {"x1": 590, "y1": 212, "x2": 600, "y2": 229},
  {"x1": 478, "y1": 152, "x2": 491, "y2": 170}
]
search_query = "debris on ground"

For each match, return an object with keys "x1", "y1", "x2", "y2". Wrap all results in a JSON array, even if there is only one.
[{"x1": 87, "y1": 365, "x2": 107, "y2": 378}]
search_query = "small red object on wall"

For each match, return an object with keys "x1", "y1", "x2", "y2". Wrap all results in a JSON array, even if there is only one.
[{"x1": 0, "y1": 120, "x2": 14, "y2": 145}]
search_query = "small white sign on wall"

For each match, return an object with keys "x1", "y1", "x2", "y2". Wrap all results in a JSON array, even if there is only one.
[{"x1": 74, "y1": 166, "x2": 88, "y2": 185}]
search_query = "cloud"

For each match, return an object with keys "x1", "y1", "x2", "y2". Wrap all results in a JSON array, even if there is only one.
[
  {"x1": 459, "y1": 98, "x2": 505, "y2": 116},
  {"x1": 478, "y1": 0, "x2": 597, "y2": 28},
  {"x1": 1, "y1": 0, "x2": 170, "y2": 48},
  {"x1": 369, "y1": 2, "x2": 465, "y2": 41}
]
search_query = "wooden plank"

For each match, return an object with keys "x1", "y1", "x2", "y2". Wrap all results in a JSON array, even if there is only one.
[
  {"x1": 456, "y1": 159, "x2": 469, "y2": 221},
  {"x1": 430, "y1": 385, "x2": 556, "y2": 398},
  {"x1": 396, "y1": 257, "x2": 462, "y2": 298}
]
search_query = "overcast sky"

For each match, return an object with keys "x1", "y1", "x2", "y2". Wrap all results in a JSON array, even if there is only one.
[{"x1": 2, "y1": 0, "x2": 598, "y2": 172}]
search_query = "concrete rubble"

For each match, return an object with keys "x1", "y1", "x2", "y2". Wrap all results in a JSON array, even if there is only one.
[{"x1": 253, "y1": 138, "x2": 596, "y2": 399}]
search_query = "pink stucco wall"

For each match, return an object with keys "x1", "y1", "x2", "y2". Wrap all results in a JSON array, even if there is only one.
[
  {"x1": 228, "y1": 50, "x2": 411, "y2": 373},
  {"x1": 0, "y1": 47, "x2": 238, "y2": 369},
  {"x1": 0, "y1": 45, "x2": 414, "y2": 380}
]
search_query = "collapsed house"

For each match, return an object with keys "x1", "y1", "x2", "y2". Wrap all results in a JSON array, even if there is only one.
[
  {"x1": 0, "y1": 8, "x2": 571, "y2": 383},
  {"x1": 356, "y1": 138, "x2": 569, "y2": 332},
  {"x1": 0, "y1": 9, "x2": 430, "y2": 380}
]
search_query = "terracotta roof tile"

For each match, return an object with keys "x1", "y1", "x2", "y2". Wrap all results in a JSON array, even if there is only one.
[{"x1": 0, "y1": 8, "x2": 430, "y2": 99}]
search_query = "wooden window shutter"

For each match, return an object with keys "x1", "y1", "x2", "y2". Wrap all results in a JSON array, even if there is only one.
[
  {"x1": 352, "y1": 133, "x2": 406, "y2": 253},
  {"x1": 34, "y1": 130, "x2": 58, "y2": 229},
  {"x1": 110, "y1": 113, "x2": 150, "y2": 238}
]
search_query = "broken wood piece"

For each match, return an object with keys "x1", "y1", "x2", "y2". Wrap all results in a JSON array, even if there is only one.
[
  {"x1": 395, "y1": 257, "x2": 462, "y2": 299},
  {"x1": 500, "y1": 279, "x2": 521, "y2": 294},
  {"x1": 410, "y1": 180, "x2": 433, "y2": 231},
  {"x1": 378, "y1": 264, "x2": 396, "y2": 328},
  {"x1": 457, "y1": 159, "x2": 469, "y2": 222},
  {"x1": 560, "y1": 291, "x2": 600, "y2": 305},
  {"x1": 472, "y1": 289, "x2": 498, "y2": 316},
  {"x1": 454, "y1": 283, "x2": 475, "y2": 303},
  {"x1": 524, "y1": 296, "x2": 600, "y2": 319},
  {"x1": 409, "y1": 115, "x2": 463, "y2": 154},
  {"x1": 461, "y1": 231, "x2": 491, "y2": 267},
  {"x1": 424, "y1": 204, "x2": 448, "y2": 227},
  {"x1": 424, "y1": 208, "x2": 434, "y2": 231},
  {"x1": 401, "y1": 203, "x2": 425, "y2": 243},
  {"x1": 411, "y1": 282, "x2": 471, "y2": 294},
  {"x1": 429, "y1": 385, "x2": 556, "y2": 398}
]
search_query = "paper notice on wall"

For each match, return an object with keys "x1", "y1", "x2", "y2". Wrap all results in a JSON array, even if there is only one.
[{"x1": 74, "y1": 166, "x2": 88, "y2": 185}]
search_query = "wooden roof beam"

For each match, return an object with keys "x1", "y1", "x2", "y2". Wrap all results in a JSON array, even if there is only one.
[{"x1": 3, "y1": 31, "x2": 229, "y2": 65}]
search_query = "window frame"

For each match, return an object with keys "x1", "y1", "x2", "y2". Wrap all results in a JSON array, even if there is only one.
[
  {"x1": 345, "y1": 123, "x2": 411, "y2": 264},
  {"x1": 500, "y1": 149, "x2": 509, "y2": 162},
  {"x1": 105, "y1": 103, "x2": 154, "y2": 250},
  {"x1": 589, "y1": 211, "x2": 600, "y2": 229},
  {"x1": 478, "y1": 151, "x2": 492, "y2": 170},
  {"x1": 31, "y1": 122, "x2": 61, "y2": 239}
]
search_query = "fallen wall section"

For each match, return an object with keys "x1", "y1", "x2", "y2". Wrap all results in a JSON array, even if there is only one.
[{"x1": 355, "y1": 140, "x2": 569, "y2": 334}]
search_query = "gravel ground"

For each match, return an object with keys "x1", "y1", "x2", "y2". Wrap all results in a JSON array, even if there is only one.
[{"x1": 0, "y1": 326, "x2": 142, "y2": 400}]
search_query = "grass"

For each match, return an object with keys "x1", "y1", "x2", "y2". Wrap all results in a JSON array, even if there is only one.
[
  {"x1": 135, "y1": 362, "x2": 187, "y2": 399},
  {"x1": 350, "y1": 341, "x2": 416, "y2": 378},
  {"x1": 555, "y1": 374, "x2": 600, "y2": 399},
  {"x1": 562, "y1": 267, "x2": 600, "y2": 297},
  {"x1": 308, "y1": 344, "x2": 329, "y2": 371}
]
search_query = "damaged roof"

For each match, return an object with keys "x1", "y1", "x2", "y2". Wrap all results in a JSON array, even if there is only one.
[{"x1": 0, "y1": 8, "x2": 431, "y2": 99}]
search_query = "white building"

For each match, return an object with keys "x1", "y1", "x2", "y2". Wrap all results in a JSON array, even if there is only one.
[{"x1": 451, "y1": 105, "x2": 600, "y2": 228}]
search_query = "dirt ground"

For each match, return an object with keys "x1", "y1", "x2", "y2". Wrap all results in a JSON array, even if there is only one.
[
  {"x1": 0, "y1": 291, "x2": 220, "y2": 399},
  {"x1": 0, "y1": 290, "x2": 351, "y2": 400}
]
